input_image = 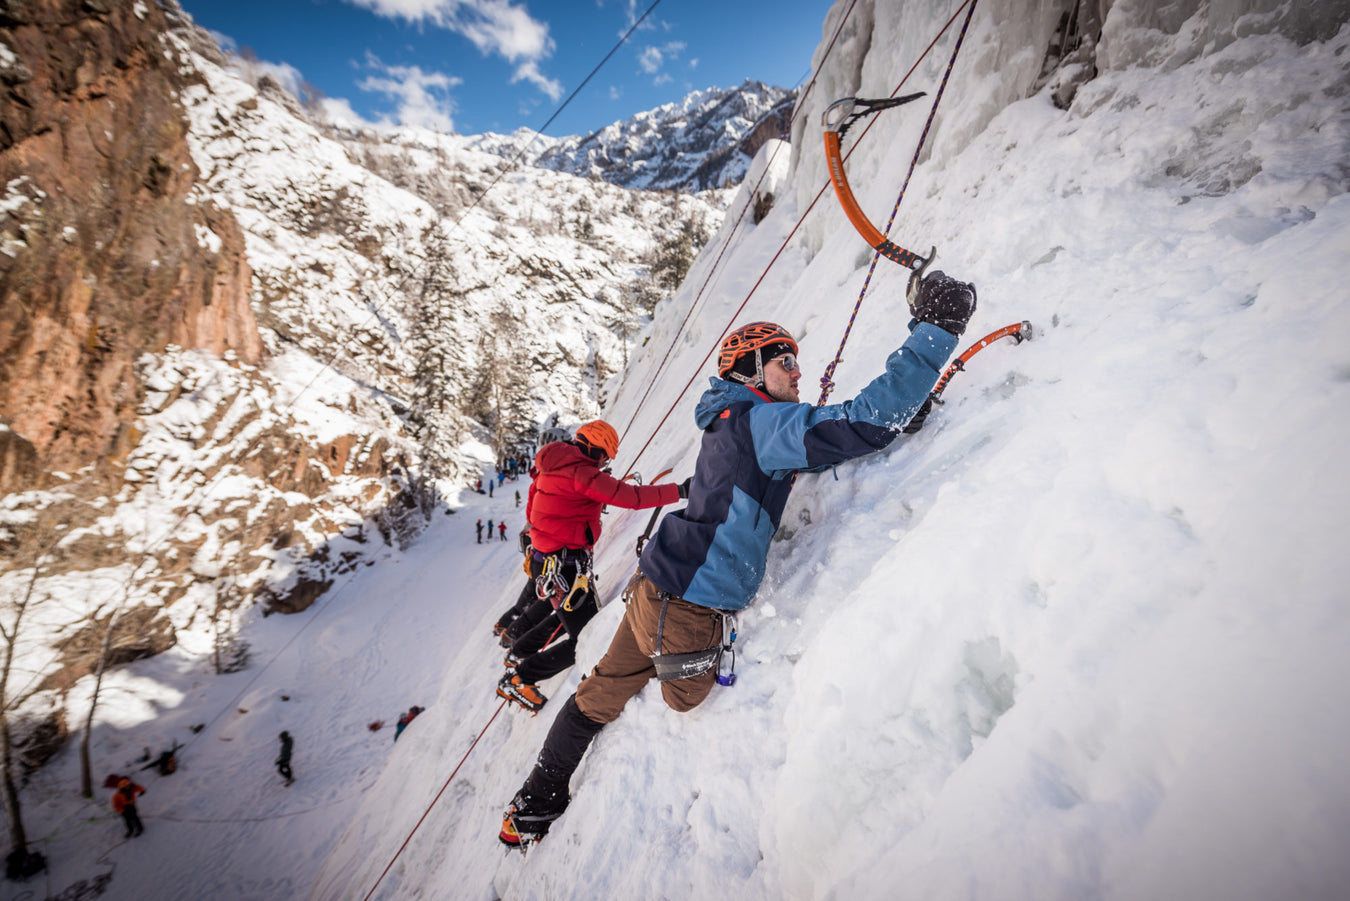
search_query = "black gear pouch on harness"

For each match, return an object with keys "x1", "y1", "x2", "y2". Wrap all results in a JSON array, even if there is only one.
[{"x1": 648, "y1": 587, "x2": 738, "y2": 686}]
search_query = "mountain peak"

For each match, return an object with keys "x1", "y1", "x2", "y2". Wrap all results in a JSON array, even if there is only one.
[{"x1": 477, "y1": 81, "x2": 796, "y2": 193}]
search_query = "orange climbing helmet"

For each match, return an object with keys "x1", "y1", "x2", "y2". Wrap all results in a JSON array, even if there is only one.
[
  {"x1": 718, "y1": 322, "x2": 798, "y2": 386},
  {"x1": 574, "y1": 420, "x2": 619, "y2": 460}
]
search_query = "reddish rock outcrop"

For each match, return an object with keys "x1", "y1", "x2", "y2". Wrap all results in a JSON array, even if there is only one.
[{"x1": 0, "y1": 0, "x2": 261, "y2": 492}]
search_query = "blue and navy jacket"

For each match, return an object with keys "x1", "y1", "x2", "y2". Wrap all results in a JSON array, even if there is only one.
[{"x1": 639, "y1": 322, "x2": 958, "y2": 611}]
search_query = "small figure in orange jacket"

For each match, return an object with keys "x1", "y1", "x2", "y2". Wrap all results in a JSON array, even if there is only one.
[
  {"x1": 111, "y1": 777, "x2": 146, "y2": 838},
  {"x1": 498, "y1": 420, "x2": 679, "y2": 713}
]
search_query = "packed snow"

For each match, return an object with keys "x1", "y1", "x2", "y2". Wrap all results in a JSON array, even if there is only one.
[{"x1": 12, "y1": 0, "x2": 1350, "y2": 899}]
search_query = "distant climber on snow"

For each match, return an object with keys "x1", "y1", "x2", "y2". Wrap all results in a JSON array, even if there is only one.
[
  {"x1": 497, "y1": 420, "x2": 681, "y2": 714},
  {"x1": 111, "y1": 776, "x2": 146, "y2": 838},
  {"x1": 276, "y1": 731, "x2": 294, "y2": 784},
  {"x1": 499, "y1": 272, "x2": 976, "y2": 847},
  {"x1": 394, "y1": 706, "x2": 424, "y2": 741}
]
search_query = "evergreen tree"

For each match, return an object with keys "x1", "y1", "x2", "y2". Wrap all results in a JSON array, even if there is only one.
[
  {"x1": 406, "y1": 221, "x2": 470, "y2": 482},
  {"x1": 470, "y1": 302, "x2": 538, "y2": 465}
]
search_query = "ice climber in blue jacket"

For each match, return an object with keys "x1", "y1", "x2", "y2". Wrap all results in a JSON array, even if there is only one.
[{"x1": 499, "y1": 271, "x2": 978, "y2": 847}]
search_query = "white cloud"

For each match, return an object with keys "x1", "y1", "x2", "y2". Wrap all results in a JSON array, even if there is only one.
[
  {"x1": 342, "y1": 0, "x2": 552, "y2": 62},
  {"x1": 317, "y1": 96, "x2": 372, "y2": 130},
  {"x1": 253, "y1": 59, "x2": 307, "y2": 97},
  {"x1": 637, "y1": 40, "x2": 685, "y2": 78},
  {"x1": 510, "y1": 60, "x2": 563, "y2": 102},
  {"x1": 637, "y1": 45, "x2": 663, "y2": 75},
  {"x1": 608, "y1": 85, "x2": 623, "y2": 101},
  {"x1": 357, "y1": 53, "x2": 462, "y2": 132},
  {"x1": 207, "y1": 28, "x2": 237, "y2": 53},
  {"x1": 211, "y1": 35, "x2": 308, "y2": 102}
]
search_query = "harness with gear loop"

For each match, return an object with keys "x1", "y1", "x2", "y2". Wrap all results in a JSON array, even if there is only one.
[{"x1": 534, "y1": 548, "x2": 593, "y2": 612}]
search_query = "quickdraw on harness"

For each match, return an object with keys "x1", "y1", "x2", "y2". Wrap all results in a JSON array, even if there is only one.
[
  {"x1": 649, "y1": 590, "x2": 738, "y2": 687},
  {"x1": 534, "y1": 548, "x2": 593, "y2": 613},
  {"x1": 902, "y1": 320, "x2": 1033, "y2": 433}
]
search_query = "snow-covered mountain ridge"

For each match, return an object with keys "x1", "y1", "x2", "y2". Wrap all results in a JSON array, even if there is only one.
[
  {"x1": 530, "y1": 80, "x2": 795, "y2": 192},
  {"x1": 458, "y1": 81, "x2": 794, "y2": 192}
]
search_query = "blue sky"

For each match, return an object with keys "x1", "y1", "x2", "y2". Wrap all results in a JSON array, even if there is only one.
[{"x1": 177, "y1": 0, "x2": 831, "y2": 137}]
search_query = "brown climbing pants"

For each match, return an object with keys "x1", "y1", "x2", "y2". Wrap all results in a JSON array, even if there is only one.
[{"x1": 574, "y1": 574, "x2": 723, "y2": 723}]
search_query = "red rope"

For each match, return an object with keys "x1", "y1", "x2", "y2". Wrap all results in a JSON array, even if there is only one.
[
  {"x1": 817, "y1": 0, "x2": 980, "y2": 406},
  {"x1": 361, "y1": 701, "x2": 507, "y2": 901}
]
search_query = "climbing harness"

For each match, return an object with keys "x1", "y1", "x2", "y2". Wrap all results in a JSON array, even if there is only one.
[
  {"x1": 650, "y1": 590, "x2": 738, "y2": 687},
  {"x1": 902, "y1": 320, "x2": 1034, "y2": 434}
]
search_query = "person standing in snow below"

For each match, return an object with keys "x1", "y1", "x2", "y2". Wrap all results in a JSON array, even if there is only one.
[
  {"x1": 486, "y1": 519, "x2": 494, "y2": 541},
  {"x1": 499, "y1": 272, "x2": 976, "y2": 847},
  {"x1": 515, "y1": 489, "x2": 521, "y2": 508},
  {"x1": 111, "y1": 777, "x2": 146, "y2": 838},
  {"x1": 489, "y1": 479, "x2": 494, "y2": 498},
  {"x1": 497, "y1": 420, "x2": 682, "y2": 714},
  {"x1": 476, "y1": 519, "x2": 483, "y2": 544},
  {"x1": 276, "y1": 731, "x2": 294, "y2": 784},
  {"x1": 498, "y1": 522, "x2": 507, "y2": 541}
]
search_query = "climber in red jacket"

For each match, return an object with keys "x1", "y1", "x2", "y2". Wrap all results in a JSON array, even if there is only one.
[{"x1": 498, "y1": 420, "x2": 683, "y2": 712}]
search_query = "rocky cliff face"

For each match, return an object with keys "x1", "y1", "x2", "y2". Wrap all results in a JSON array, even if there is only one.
[
  {"x1": 0, "y1": 0, "x2": 261, "y2": 491},
  {"x1": 0, "y1": 0, "x2": 416, "y2": 769}
]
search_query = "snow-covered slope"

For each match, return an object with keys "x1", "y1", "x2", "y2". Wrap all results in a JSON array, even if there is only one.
[
  {"x1": 323, "y1": 1, "x2": 1350, "y2": 898},
  {"x1": 17, "y1": 0, "x2": 1350, "y2": 899}
]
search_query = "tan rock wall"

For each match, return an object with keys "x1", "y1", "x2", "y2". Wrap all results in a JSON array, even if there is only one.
[{"x1": 0, "y1": 0, "x2": 261, "y2": 491}]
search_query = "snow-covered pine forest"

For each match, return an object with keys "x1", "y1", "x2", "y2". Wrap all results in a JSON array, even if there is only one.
[{"x1": 5, "y1": 0, "x2": 1350, "y2": 899}]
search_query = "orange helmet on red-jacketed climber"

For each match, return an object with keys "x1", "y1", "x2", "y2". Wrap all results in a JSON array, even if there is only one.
[{"x1": 574, "y1": 420, "x2": 619, "y2": 460}]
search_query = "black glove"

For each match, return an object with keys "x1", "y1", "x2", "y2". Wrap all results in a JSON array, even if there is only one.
[
  {"x1": 677, "y1": 477, "x2": 692, "y2": 499},
  {"x1": 909, "y1": 270, "x2": 976, "y2": 337}
]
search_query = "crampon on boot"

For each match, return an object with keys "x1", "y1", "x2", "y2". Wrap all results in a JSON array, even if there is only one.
[
  {"x1": 499, "y1": 794, "x2": 566, "y2": 848},
  {"x1": 497, "y1": 673, "x2": 546, "y2": 712}
]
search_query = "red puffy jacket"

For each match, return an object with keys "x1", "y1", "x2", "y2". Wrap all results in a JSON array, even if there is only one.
[{"x1": 526, "y1": 441, "x2": 678, "y2": 554}]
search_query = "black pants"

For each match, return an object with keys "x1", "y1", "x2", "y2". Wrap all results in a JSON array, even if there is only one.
[
  {"x1": 121, "y1": 807, "x2": 144, "y2": 837},
  {"x1": 518, "y1": 694, "x2": 605, "y2": 813},
  {"x1": 514, "y1": 585, "x2": 599, "y2": 684},
  {"x1": 495, "y1": 577, "x2": 539, "y2": 633},
  {"x1": 277, "y1": 761, "x2": 293, "y2": 782}
]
